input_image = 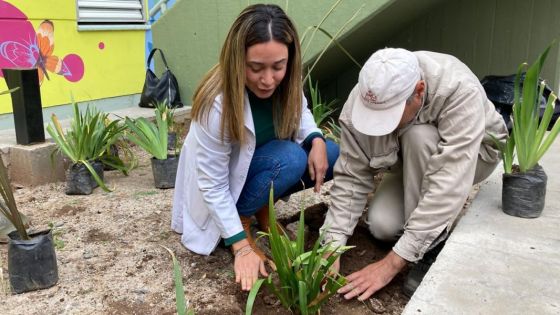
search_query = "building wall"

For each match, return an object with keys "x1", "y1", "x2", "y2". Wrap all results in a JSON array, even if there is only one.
[
  {"x1": 326, "y1": 0, "x2": 560, "y2": 103},
  {"x1": 152, "y1": 0, "x2": 394, "y2": 105},
  {"x1": 388, "y1": 0, "x2": 560, "y2": 91},
  {"x1": 146, "y1": 0, "x2": 177, "y2": 69},
  {"x1": 0, "y1": 0, "x2": 146, "y2": 114}
]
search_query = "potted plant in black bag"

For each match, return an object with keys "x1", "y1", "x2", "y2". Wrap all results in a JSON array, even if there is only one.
[
  {"x1": 47, "y1": 102, "x2": 131, "y2": 195},
  {"x1": 0, "y1": 157, "x2": 58, "y2": 294},
  {"x1": 154, "y1": 101, "x2": 179, "y2": 152},
  {"x1": 493, "y1": 41, "x2": 560, "y2": 218},
  {"x1": 0, "y1": 87, "x2": 29, "y2": 238},
  {"x1": 125, "y1": 108, "x2": 179, "y2": 189}
]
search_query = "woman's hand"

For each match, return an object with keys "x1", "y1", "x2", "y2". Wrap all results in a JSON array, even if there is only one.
[
  {"x1": 232, "y1": 239, "x2": 268, "y2": 291},
  {"x1": 308, "y1": 137, "x2": 328, "y2": 192}
]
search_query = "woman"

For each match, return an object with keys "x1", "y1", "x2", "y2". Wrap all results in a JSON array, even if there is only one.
[{"x1": 171, "y1": 4, "x2": 339, "y2": 291}]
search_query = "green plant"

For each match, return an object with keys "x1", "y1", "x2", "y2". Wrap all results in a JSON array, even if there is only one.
[
  {"x1": 124, "y1": 109, "x2": 169, "y2": 160},
  {"x1": 101, "y1": 139, "x2": 137, "y2": 173},
  {"x1": 496, "y1": 41, "x2": 560, "y2": 174},
  {"x1": 100, "y1": 117, "x2": 138, "y2": 173},
  {"x1": 0, "y1": 87, "x2": 19, "y2": 96},
  {"x1": 48, "y1": 222, "x2": 65, "y2": 250},
  {"x1": 298, "y1": 0, "x2": 363, "y2": 82},
  {"x1": 0, "y1": 157, "x2": 28, "y2": 240},
  {"x1": 47, "y1": 102, "x2": 128, "y2": 191},
  {"x1": 162, "y1": 246, "x2": 195, "y2": 315},
  {"x1": 246, "y1": 186, "x2": 353, "y2": 314},
  {"x1": 307, "y1": 76, "x2": 338, "y2": 128},
  {"x1": 154, "y1": 101, "x2": 176, "y2": 133},
  {"x1": 322, "y1": 118, "x2": 341, "y2": 143},
  {"x1": 295, "y1": 1, "x2": 362, "y2": 145},
  {"x1": 0, "y1": 86, "x2": 26, "y2": 240}
]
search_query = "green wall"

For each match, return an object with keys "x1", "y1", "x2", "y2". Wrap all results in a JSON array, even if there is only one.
[
  {"x1": 153, "y1": 0, "x2": 560, "y2": 107},
  {"x1": 151, "y1": 0, "x2": 396, "y2": 106},
  {"x1": 327, "y1": 0, "x2": 560, "y2": 103},
  {"x1": 389, "y1": 0, "x2": 560, "y2": 88}
]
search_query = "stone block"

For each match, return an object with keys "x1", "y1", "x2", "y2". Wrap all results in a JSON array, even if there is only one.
[{"x1": 9, "y1": 142, "x2": 67, "y2": 186}]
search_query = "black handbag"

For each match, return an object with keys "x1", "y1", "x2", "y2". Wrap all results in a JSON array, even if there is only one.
[
  {"x1": 139, "y1": 48, "x2": 183, "y2": 108},
  {"x1": 481, "y1": 73, "x2": 560, "y2": 132}
]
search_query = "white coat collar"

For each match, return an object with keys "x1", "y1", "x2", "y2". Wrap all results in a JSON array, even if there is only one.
[{"x1": 243, "y1": 90, "x2": 256, "y2": 136}]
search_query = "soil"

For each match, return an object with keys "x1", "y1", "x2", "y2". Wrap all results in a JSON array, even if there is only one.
[{"x1": 0, "y1": 148, "x2": 414, "y2": 315}]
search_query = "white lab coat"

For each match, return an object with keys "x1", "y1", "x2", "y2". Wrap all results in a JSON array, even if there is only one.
[{"x1": 171, "y1": 91, "x2": 320, "y2": 255}]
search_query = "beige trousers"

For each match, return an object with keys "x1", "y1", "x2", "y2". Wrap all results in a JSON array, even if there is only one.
[{"x1": 367, "y1": 124, "x2": 498, "y2": 242}]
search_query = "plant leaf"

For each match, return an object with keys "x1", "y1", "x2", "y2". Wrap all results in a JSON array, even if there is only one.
[
  {"x1": 245, "y1": 278, "x2": 265, "y2": 315},
  {"x1": 162, "y1": 246, "x2": 187, "y2": 315}
]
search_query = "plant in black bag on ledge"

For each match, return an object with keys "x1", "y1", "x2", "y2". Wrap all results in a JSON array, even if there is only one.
[
  {"x1": 0, "y1": 157, "x2": 58, "y2": 294},
  {"x1": 493, "y1": 40, "x2": 560, "y2": 218}
]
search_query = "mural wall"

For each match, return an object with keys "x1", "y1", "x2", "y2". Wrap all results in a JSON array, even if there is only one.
[{"x1": 0, "y1": 0, "x2": 146, "y2": 114}]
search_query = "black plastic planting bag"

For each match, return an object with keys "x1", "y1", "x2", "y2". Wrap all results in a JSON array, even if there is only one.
[
  {"x1": 151, "y1": 155, "x2": 179, "y2": 189},
  {"x1": 167, "y1": 132, "x2": 177, "y2": 152},
  {"x1": 8, "y1": 230, "x2": 58, "y2": 294},
  {"x1": 139, "y1": 48, "x2": 183, "y2": 109},
  {"x1": 502, "y1": 164, "x2": 547, "y2": 218},
  {"x1": 481, "y1": 74, "x2": 560, "y2": 132},
  {"x1": 65, "y1": 161, "x2": 104, "y2": 195}
]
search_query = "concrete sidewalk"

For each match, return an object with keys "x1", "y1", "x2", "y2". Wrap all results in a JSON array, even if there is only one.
[{"x1": 403, "y1": 142, "x2": 560, "y2": 314}]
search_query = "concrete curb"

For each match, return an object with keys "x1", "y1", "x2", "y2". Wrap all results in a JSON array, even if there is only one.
[{"x1": 403, "y1": 142, "x2": 560, "y2": 314}]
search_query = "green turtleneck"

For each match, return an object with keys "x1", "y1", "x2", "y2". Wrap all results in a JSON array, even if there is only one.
[{"x1": 248, "y1": 91, "x2": 277, "y2": 147}]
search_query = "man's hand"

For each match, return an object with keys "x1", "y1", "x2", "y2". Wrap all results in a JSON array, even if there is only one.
[{"x1": 338, "y1": 250, "x2": 407, "y2": 301}]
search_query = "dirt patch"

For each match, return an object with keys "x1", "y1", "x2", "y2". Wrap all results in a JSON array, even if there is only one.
[
  {"x1": 53, "y1": 204, "x2": 86, "y2": 217},
  {"x1": 0, "y1": 149, "x2": 418, "y2": 314},
  {"x1": 85, "y1": 228, "x2": 115, "y2": 243}
]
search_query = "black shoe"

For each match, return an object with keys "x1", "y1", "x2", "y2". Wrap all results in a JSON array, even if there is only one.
[{"x1": 402, "y1": 241, "x2": 445, "y2": 298}]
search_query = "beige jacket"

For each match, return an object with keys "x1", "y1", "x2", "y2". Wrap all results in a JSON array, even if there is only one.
[{"x1": 321, "y1": 51, "x2": 508, "y2": 262}]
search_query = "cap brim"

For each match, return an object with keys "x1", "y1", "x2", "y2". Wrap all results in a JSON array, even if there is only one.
[{"x1": 351, "y1": 97, "x2": 406, "y2": 136}]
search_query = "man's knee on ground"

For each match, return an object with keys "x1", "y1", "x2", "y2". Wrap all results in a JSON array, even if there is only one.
[{"x1": 367, "y1": 211, "x2": 401, "y2": 242}]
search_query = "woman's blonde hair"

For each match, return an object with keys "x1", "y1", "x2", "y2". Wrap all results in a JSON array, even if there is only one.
[{"x1": 191, "y1": 4, "x2": 303, "y2": 144}]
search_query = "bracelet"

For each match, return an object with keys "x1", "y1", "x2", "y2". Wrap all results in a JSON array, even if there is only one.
[{"x1": 233, "y1": 245, "x2": 253, "y2": 257}]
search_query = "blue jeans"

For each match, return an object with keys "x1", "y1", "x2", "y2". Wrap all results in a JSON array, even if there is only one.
[{"x1": 236, "y1": 139, "x2": 339, "y2": 216}]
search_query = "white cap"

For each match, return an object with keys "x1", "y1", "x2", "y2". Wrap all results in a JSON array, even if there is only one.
[{"x1": 351, "y1": 48, "x2": 421, "y2": 136}]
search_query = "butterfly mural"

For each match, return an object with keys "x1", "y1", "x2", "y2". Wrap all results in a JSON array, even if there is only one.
[
  {"x1": 0, "y1": 1, "x2": 84, "y2": 84},
  {"x1": 1, "y1": 20, "x2": 71, "y2": 84}
]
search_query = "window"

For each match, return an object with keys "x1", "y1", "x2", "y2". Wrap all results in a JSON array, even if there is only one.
[{"x1": 77, "y1": 0, "x2": 146, "y2": 24}]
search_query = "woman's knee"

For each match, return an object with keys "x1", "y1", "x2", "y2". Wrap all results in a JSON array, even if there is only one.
[
  {"x1": 264, "y1": 140, "x2": 307, "y2": 182},
  {"x1": 279, "y1": 140, "x2": 307, "y2": 171}
]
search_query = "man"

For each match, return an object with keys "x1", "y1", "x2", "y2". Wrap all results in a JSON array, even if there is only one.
[{"x1": 320, "y1": 48, "x2": 508, "y2": 300}]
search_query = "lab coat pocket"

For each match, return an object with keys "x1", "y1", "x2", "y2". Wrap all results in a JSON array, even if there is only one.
[{"x1": 188, "y1": 192, "x2": 211, "y2": 230}]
